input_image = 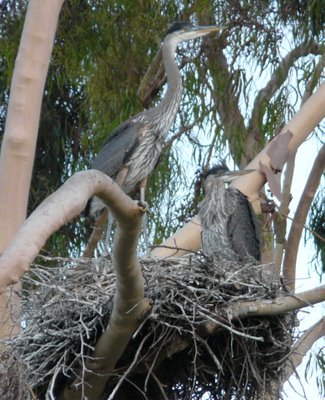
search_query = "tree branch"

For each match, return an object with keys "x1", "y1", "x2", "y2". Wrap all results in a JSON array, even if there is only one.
[
  {"x1": 249, "y1": 41, "x2": 322, "y2": 134},
  {"x1": 163, "y1": 123, "x2": 195, "y2": 151},
  {"x1": 0, "y1": 0, "x2": 65, "y2": 341},
  {"x1": 196, "y1": 12, "x2": 249, "y2": 166},
  {"x1": 0, "y1": 0, "x2": 65, "y2": 251},
  {"x1": 273, "y1": 50, "x2": 325, "y2": 272},
  {"x1": 274, "y1": 152, "x2": 296, "y2": 272},
  {"x1": 301, "y1": 51, "x2": 325, "y2": 104},
  {"x1": 0, "y1": 170, "x2": 145, "y2": 292},
  {"x1": 83, "y1": 209, "x2": 108, "y2": 258},
  {"x1": 283, "y1": 143, "x2": 325, "y2": 292},
  {"x1": 283, "y1": 317, "x2": 325, "y2": 383},
  {"x1": 227, "y1": 285, "x2": 325, "y2": 318},
  {"x1": 137, "y1": 46, "x2": 164, "y2": 108}
]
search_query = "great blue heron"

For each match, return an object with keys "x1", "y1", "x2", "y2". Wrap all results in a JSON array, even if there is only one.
[
  {"x1": 89, "y1": 22, "x2": 223, "y2": 215},
  {"x1": 199, "y1": 164, "x2": 261, "y2": 261}
]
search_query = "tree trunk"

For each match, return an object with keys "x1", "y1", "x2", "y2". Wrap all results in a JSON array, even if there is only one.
[{"x1": 0, "y1": 0, "x2": 65, "y2": 340}]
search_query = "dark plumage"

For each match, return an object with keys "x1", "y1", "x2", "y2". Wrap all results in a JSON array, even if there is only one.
[
  {"x1": 89, "y1": 22, "x2": 222, "y2": 215},
  {"x1": 199, "y1": 164, "x2": 261, "y2": 261}
]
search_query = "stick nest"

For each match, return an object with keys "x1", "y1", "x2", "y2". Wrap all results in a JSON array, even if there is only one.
[{"x1": 1, "y1": 254, "x2": 295, "y2": 399}]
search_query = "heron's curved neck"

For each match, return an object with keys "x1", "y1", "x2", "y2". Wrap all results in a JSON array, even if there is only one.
[{"x1": 155, "y1": 37, "x2": 183, "y2": 130}]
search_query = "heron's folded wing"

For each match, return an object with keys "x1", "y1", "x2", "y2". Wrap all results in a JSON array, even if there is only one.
[
  {"x1": 91, "y1": 119, "x2": 142, "y2": 177},
  {"x1": 227, "y1": 190, "x2": 261, "y2": 261}
]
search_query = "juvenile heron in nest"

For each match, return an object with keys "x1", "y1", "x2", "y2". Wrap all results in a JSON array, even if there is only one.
[
  {"x1": 89, "y1": 22, "x2": 223, "y2": 215},
  {"x1": 199, "y1": 164, "x2": 261, "y2": 261}
]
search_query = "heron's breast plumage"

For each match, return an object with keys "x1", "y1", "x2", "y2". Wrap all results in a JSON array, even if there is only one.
[
  {"x1": 199, "y1": 181, "x2": 260, "y2": 261},
  {"x1": 122, "y1": 118, "x2": 164, "y2": 194},
  {"x1": 200, "y1": 183, "x2": 239, "y2": 260}
]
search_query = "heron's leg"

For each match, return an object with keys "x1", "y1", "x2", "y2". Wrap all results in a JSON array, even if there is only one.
[
  {"x1": 102, "y1": 210, "x2": 114, "y2": 254},
  {"x1": 99, "y1": 167, "x2": 129, "y2": 253},
  {"x1": 116, "y1": 167, "x2": 128, "y2": 188},
  {"x1": 139, "y1": 176, "x2": 148, "y2": 204},
  {"x1": 83, "y1": 208, "x2": 108, "y2": 258},
  {"x1": 139, "y1": 178, "x2": 149, "y2": 254}
]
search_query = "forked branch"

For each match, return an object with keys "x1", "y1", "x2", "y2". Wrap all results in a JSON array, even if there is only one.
[{"x1": 283, "y1": 143, "x2": 325, "y2": 292}]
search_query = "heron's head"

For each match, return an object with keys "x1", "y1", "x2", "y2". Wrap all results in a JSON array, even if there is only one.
[
  {"x1": 202, "y1": 163, "x2": 254, "y2": 194},
  {"x1": 165, "y1": 22, "x2": 224, "y2": 45}
]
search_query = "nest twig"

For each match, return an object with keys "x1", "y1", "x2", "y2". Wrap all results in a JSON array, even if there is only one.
[{"x1": 1, "y1": 254, "x2": 296, "y2": 399}]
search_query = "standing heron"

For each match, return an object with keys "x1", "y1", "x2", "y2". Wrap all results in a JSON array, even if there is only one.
[
  {"x1": 199, "y1": 164, "x2": 261, "y2": 261},
  {"x1": 89, "y1": 22, "x2": 223, "y2": 216}
]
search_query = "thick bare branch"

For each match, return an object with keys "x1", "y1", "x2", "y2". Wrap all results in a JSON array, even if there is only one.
[
  {"x1": 151, "y1": 215, "x2": 202, "y2": 258},
  {"x1": 62, "y1": 178, "x2": 149, "y2": 399},
  {"x1": 228, "y1": 285, "x2": 325, "y2": 318},
  {"x1": 229, "y1": 82, "x2": 325, "y2": 201},
  {"x1": 0, "y1": 0, "x2": 65, "y2": 251},
  {"x1": 283, "y1": 143, "x2": 325, "y2": 292},
  {"x1": 0, "y1": 170, "x2": 145, "y2": 292},
  {"x1": 0, "y1": 0, "x2": 65, "y2": 341}
]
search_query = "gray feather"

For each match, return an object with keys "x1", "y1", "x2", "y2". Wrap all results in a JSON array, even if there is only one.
[
  {"x1": 91, "y1": 118, "x2": 143, "y2": 179},
  {"x1": 199, "y1": 169, "x2": 260, "y2": 262},
  {"x1": 227, "y1": 188, "x2": 261, "y2": 261}
]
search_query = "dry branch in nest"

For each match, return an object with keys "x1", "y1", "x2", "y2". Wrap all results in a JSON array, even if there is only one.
[{"x1": 1, "y1": 255, "x2": 296, "y2": 400}]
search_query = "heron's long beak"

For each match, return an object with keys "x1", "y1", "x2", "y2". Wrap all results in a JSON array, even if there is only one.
[
  {"x1": 189, "y1": 25, "x2": 226, "y2": 38},
  {"x1": 221, "y1": 169, "x2": 255, "y2": 182}
]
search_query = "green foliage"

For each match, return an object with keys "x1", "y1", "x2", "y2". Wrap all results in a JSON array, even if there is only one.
[
  {"x1": 307, "y1": 182, "x2": 325, "y2": 274},
  {"x1": 278, "y1": 0, "x2": 325, "y2": 37},
  {"x1": 0, "y1": 1, "x2": 26, "y2": 130},
  {"x1": 316, "y1": 347, "x2": 325, "y2": 396},
  {"x1": 305, "y1": 345, "x2": 325, "y2": 398}
]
